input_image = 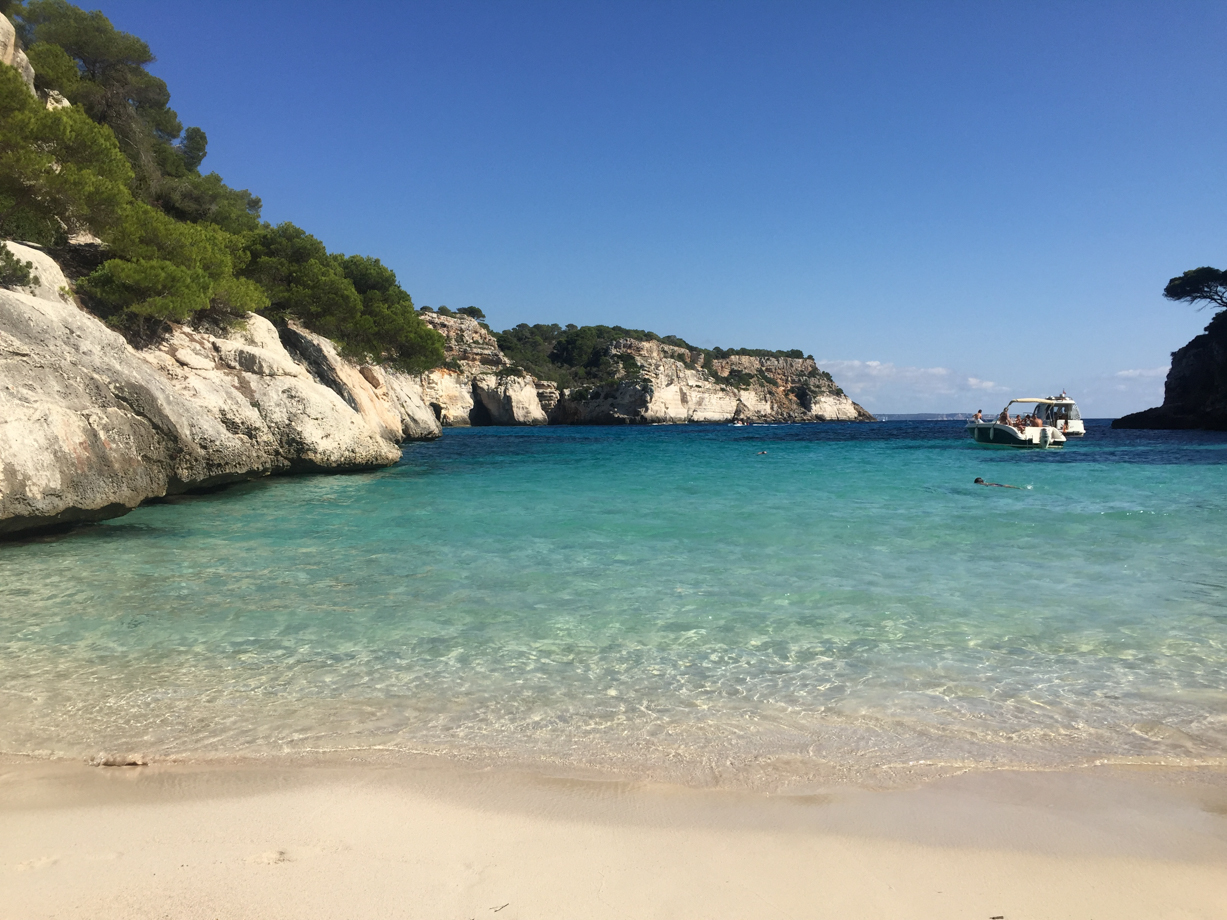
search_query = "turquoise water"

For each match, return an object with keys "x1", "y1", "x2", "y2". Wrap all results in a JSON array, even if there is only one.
[{"x1": 1, "y1": 421, "x2": 1226, "y2": 786}]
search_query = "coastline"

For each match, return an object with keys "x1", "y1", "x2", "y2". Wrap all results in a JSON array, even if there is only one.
[{"x1": 3, "y1": 757, "x2": 1225, "y2": 919}]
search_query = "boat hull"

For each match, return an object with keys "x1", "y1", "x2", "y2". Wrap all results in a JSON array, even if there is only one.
[{"x1": 966, "y1": 421, "x2": 1065, "y2": 448}]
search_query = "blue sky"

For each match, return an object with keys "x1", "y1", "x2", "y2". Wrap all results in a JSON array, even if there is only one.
[{"x1": 97, "y1": 0, "x2": 1227, "y2": 415}]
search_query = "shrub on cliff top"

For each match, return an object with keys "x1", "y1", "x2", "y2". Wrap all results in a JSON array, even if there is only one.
[
  {"x1": 241, "y1": 223, "x2": 443, "y2": 372},
  {"x1": 79, "y1": 201, "x2": 267, "y2": 328}
]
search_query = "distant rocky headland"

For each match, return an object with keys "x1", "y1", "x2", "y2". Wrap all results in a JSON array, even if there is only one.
[{"x1": 416, "y1": 310, "x2": 870, "y2": 427}]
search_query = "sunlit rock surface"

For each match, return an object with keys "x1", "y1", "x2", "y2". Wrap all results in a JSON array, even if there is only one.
[{"x1": 0, "y1": 243, "x2": 437, "y2": 537}]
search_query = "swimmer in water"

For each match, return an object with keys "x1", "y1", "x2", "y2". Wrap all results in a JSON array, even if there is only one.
[
  {"x1": 974, "y1": 477, "x2": 1020, "y2": 489},
  {"x1": 756, "y1": 451, "x2": 768, "y2": 455}
]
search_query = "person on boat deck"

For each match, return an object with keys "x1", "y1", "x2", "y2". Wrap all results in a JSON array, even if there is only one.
[
  {"x1": 973, "y1": 409, "x2": 983, "y2": 422},
  {"x1": 997, "y1": 408, "x2": 1010, "y2": 424},
  {"x1": 1029, "y1": 414, "x2": 1043, "y2": 427}
]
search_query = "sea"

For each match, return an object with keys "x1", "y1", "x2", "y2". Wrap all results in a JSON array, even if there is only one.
[{"x1": 1, "y1": 420, "x2": 1225, "y2": 788}]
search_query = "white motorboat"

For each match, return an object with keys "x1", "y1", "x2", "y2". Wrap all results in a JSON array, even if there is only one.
[
  {"x1": 966, "y1": 397, "x2": 1074, "y2": 448},
  {"x1": 1036, "y1": 394, "x2": 1084, "y2": 437}
]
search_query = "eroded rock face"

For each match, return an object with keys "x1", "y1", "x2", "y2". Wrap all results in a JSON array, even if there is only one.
[
  {"x1": 0, "y1": 243, "x2": 439, "y2": 536},
  {"x1": 415, "y1": 314, "x2": 872, "y2": 427},
  {"x1": 419, "y1": 312, "x2": 507, "y2": 367},
  {"x1": 418, "y1": 367, "x2": 477, "y2": 426},
  {"x1": 552, "y1": 339, "x2": 872, "y2": 424},
  {"x1": 473, "y1": 373, "x2": 549, "y2": 426},
  {"x1": 0, "y1": 16, "x2": 35, "y2": 94},
  {"x1": 415, "y1": 313, "x2": 548, "y2": 426},
  {"x1": 1114, "y1": 312, "x2": 1227, "y2": 430}
]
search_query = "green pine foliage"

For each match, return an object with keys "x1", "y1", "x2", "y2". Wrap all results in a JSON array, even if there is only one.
[
  {"x1": 496, "y1": 323, "x2": 675, "y2": 388},
  {"x1": 81, "y1": 200, "x2": 268, "y2": 329},
  {"x1": 0, "y1": 63, "x2": 132, "y2": 245},
  {"x1": 154, "y1": 172, "x2": 262, "y2": 235},
  {"x1": 0, "y1": 241, "x2": 38, "y2": 287},
  {"x1": 243, "y1": 224, "x2": 443, "y2": 371},
  {"x1": 2, "y1": 0, "x2": 443, "y2": 370}
]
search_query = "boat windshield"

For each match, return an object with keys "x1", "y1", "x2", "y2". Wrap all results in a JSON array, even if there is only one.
[{"x1": 1039, "y1": 402, "x2": 1080, "y2": 423}]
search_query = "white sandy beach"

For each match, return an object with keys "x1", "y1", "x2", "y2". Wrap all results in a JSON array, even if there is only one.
[{"x1": 2, "y1": 759, "x2": 1225, "y2": 920}]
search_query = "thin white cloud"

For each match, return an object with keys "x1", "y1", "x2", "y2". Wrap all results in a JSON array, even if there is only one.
[
  {"x1": 818, "y1": 360, "x2": 1174, "y2": 418},
  {"x1": 819, "y1": 359, "x2": 1007, "y2": 412}
]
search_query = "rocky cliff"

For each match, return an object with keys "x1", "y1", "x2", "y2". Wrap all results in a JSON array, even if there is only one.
[
  {"x1": 416, "y1": 313, "x2": 548, "y2": 426},
  {"x1": 0, "y1": 242, "x2": 439, "y2": 536},
  {"x1": 0, "y1": 15, "x2": 35, "y2": 95},
  {"x1": 1113, "y1": 311, "x2": 1227, "y2": 430},
  {"x1": 419, "y1": 316, "x2": 872, "y2": 426}
]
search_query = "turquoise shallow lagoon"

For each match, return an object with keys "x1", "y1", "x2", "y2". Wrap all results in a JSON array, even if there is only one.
[{"x1": 2, "y1": 421, "x2": 1225, "y2": 786}]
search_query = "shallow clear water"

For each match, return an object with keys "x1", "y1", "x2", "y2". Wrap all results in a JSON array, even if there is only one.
[{"x1": 2, "y1": 421, "x2": 1226, "y2": 785}]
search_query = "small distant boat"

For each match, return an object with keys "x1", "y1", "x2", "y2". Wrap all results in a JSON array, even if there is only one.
[
  {"x1": 966, "y1": 396, "x2": 1080, "y2": 448},
  {"x1": 729, "y1": 420, "x2": 746, "y2": 426}
]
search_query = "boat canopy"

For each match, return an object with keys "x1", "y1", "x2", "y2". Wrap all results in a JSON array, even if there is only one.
[{"x1": 997, "y1": 396, "x2": 1081, "y2": 422}]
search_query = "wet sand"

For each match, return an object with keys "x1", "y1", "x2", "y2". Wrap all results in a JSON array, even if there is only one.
[{"x1": 2, "y1": 759, "x2": 1225, "y2": 919}]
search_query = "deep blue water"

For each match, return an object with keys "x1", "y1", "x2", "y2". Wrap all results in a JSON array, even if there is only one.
[{"x1": 1, "y1": 420, "x2": 1224, "y2": 786}]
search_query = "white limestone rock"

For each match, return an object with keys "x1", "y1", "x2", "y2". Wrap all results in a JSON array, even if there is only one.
[
  {"x1": 418, "y1": 312, "x2": 507, "y2": 367},
  {"x1": 473, "y1": 372, "x2": 549, "y2": 426},
  {"x1": 418, "y1": 367, "x2": 478, "y2": 426},
  {"x1": 274, "y1": 323, "x2": 442, "y2": 442},
  {"x1": 382, "y1": 368, "x2": 444, "y2": 440},
  {"x1": 0, "y1": 16, "x2": 35, "y2": 94},
  {"x1": 0, "y1": 243, "x2": 439, "y2": 537},
  {"x1": 1, "y1": 241, "x2": 74, "y2": 305},
  {"x1": 550, "y1": 338, "x2": 871, "y2": 424}
]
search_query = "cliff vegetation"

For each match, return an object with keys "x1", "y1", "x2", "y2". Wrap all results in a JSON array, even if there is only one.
[{"x1": 0, "y1": 0, "x2": 444, "y2": 372}]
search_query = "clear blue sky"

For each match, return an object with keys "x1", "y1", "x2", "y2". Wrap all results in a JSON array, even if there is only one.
[{"x1": 98, "y1": 0, "x2": 1226, "y2": 415}]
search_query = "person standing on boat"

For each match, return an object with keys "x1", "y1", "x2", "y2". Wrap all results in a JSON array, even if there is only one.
[{"x1": 973, "y1": 410, "x2": 983, "y2": 422}]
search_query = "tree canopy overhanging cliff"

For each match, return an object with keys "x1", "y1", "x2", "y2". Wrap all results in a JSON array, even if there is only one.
[
  {"x1": 1, "y1": 0, "x2": 445, "y2": 372},
  {"x1": 1164, "y1": 266, "x2": 1227, "y2": 313}
]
